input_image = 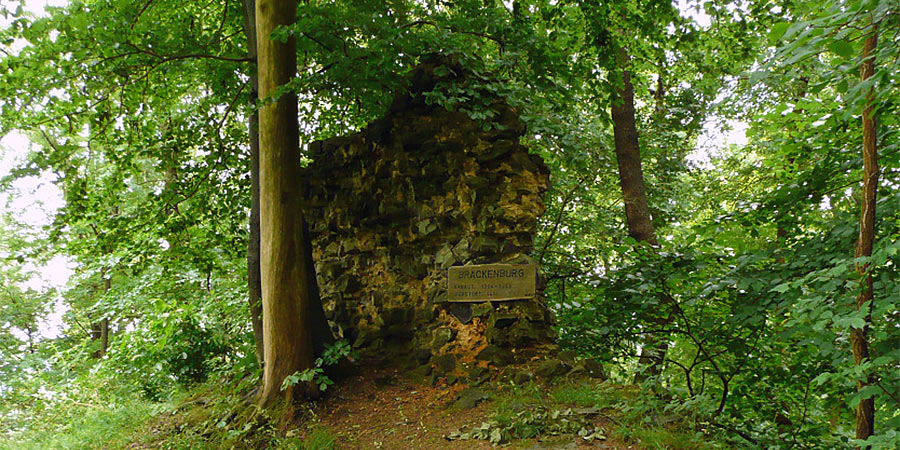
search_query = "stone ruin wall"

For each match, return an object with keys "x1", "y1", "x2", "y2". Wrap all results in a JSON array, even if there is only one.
[{"x1": 299, "y1": 63, "x2": 554, "y2": 377}]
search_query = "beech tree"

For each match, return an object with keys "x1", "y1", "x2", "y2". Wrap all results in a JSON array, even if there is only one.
[
  {"x1": 240, "y1": 0, "x2": 265, "y2": 369},
  {"x1": 255, "y1": 0, "x2": 330, "y2": 404}
]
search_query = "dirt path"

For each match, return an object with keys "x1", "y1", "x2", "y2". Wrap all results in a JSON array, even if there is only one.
[{"x1": 310, "y1": 365, "x2": 635, "y2": 449}]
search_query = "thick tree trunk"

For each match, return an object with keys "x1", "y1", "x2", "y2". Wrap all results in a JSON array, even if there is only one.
[
  {"x1": 852, "y1": 21, "x2": 879, "y2": 447},
  {"x1": 256, "y1": 0, "x2": 324, "y2": 405},
  {"x1": 609, "y1": 47, "x2": 668, "y2": 382},
  {"x1": 241, "y1": 0, "x2": 265, "y2": 370}
]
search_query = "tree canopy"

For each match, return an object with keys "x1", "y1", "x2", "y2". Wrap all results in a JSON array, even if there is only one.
[{"x1": 1, "y1": 0, "x2": 898, "y2": 448}]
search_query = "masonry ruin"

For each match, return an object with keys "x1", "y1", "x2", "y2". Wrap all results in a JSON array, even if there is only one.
[{"x1": 299, "y1": 59, "x2": 554, "y2": 379}]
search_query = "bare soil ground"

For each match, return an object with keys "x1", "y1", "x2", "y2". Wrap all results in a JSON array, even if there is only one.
[{"x1": 308, "y1": 364, "x2": 637, "y2": 450}]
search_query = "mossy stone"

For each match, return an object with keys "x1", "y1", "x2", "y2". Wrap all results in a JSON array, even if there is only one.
[
  {"x1": 535, "y1": 359, "x2": 571, "y2": 379},
  {"x1": 558, "y1": 350, "x2": 577, "y2": 363},
  {"x1": 582, "y1": 358, "x2": 607, "y2": 380},
  {"x1": 475, "y1": 345, "x2": 514, "y2": 367},
  {"x1": 431, "y1": 354, "x2": 458, "y2": 375},
  {"x1": 511, "y1": 370, "x2": 534, "y2": 385},
  {"x1": 431, "y1": 327, "x2": 455, "y2": 348},
  {"x1": 453, "y1": 387, "x2": 489, "y2": 409}
]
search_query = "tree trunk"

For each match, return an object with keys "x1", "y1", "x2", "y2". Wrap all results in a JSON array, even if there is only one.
[
  {"x1": 99, "y1": 277, "x2": 110, "y2": 357},
  {"x1": 90, "y1": 321, "x2": 102, "y2": 357},
  {"x1": 611, "y1": 48, "x2": 658, "y2": 247},
  {"x1": 91, "y1": 273, "x2": 111, "y2": 358},
  {"x1": 852, "y1": 20, "x2": 879, "y2": 447},
  {"x1": 301, "y1": 216, "x2": 335, "y2": 356},
  {"x1": 255, "y1": 0, "x2": 324, "y2": 405},
  {"x1": 241, "y1": 0, "x2": 265, "y2": 370},
  {"x1": 609, "y1": 46, "x2": 668, "y2": 382}
]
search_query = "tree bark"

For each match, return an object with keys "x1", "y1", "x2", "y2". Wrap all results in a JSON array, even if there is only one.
[
  {"x1": 255, "y1": 0, "x2": 325, "y2": 405},
  {"x1": 90, "y1": 321, "x2": 102, "y2": 357},
  {"x1": 91, "y1": 273, "x2": 111, "y2": 358},
  {"x1": 611, "y1": 48, "x2": 658, "y2": 247},
  {"x1": 302, "y1": 216, "x2": 335, "y2": 356},
  {"x1": 99, "y1": 277, "x2": 110, "y2": 357},
  {"x1": 609, "y1": 46, "x2": 668, "y2": 382},
  {"x1": 241, "y1": 0, "x2": 265, "y2": 370},
  {"x1": 852, "y1": 20, "x2": 879, "y2": 447}
]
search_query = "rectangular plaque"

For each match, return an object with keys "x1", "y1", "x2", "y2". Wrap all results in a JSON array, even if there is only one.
[{"x1": 448, "y1": 264, "x2": 537, "y2": 302}]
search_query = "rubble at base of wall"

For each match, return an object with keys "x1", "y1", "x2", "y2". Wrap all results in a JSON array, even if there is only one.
[{"x1": 299, "y1": 59, "x2": 555, "y2": 379}]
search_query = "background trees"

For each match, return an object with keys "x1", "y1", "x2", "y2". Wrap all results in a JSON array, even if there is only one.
[{"x1": 0, "y1": 0, "x2": 897, "y2": 448}]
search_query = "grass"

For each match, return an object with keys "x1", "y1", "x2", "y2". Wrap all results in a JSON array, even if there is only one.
[
  {"x1": 1, "y1": 399, "x2": 158, "y2": 450},
  {"x1": 125, "y1": 380, "x2": 336, "y2": 450},
  {"x1": 1, "y1": 364, "x2": 735, "y2": 449},
  {"x1": 280, "y1": 425, "x2": 337, "y2": 450},
  {"x1": 550, "y1": 379, "x2": 602, "y2": 406},
  {"x1": 614, "y1": 426, "x2": 724, "y2": 450},
  {"x1": 489, "y1": 374, "x2": 736, "y2": 450}
]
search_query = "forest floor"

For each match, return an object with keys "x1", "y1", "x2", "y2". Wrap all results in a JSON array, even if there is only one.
[
  {"x1": 126, "y1": 358, "x2": 730, "y2": 449},
  {"x1": 305, "y1": 364, "x2": 631, "y2": 449}
]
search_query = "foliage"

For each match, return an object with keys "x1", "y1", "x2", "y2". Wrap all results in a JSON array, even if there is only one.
[
  {"x1": 0, "y1": 0, "x2": 898, "y2": 448},
  {"x1": 447, "y1": 406, "x2": 605, "y2": 445},
  {"x1": 281, "y1": 340, "x2": 354, "y2": 393}
]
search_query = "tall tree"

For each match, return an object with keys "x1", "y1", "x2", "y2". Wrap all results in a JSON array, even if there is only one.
[
  {"x1": 610, "y1": 47, "x2": 658, "y2": 247},
  {"x1": 255, "y1": 0, "x2": 328, "y2": 405},
  {"x1": 608, "y1": 46, "x2": 669, "y2": 381},
  {"x1": 240, "y1": 0, "x2": 265, "y2": 370},
  {"x1": 851, "y1": 17, "x2": 879, "y2": 446}
]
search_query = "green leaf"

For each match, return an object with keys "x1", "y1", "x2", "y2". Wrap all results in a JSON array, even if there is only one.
[
  {"x1": 767, "y1": 22, "x2": 791, "y2": 44},
  {"x1": 812, "y1": 373, "x2": 832, "y2": 385},
  {"x1": 837, "y1": 79, "x2": 849, "y2": 93},
  {"x1": 827, "y1": 40, "x2": 854, "y2": 59},
  {"x1": 489, "y1": 428, "x2": 502, "y2": 444},
  {"x1": 771, "y1": 283, "x2": 790, "y2": 293}
]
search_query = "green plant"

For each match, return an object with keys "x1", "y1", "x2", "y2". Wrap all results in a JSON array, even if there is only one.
[
  {"x1": 281, "y1": 340, "x2": 354, "y2": 392},
  {"x1": 550, "y1": 381, "x2": 600, "y2": 407},
  {"x1": 448, "y1": 406, "x2": 605, "y2": 445},
  {"x1": 279, "y1": 425, "x2": 337, "y2": 450}
]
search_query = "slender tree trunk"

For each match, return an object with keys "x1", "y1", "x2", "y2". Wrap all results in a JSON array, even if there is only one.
[
  {"x1": 852, "y1": 20, "x2": 879, "y2": 447},
  {"x1": 91, "y1": 271, "x2": 111, "y2": 358},
  {"x1": 241, "y1": 0, "x2": 265, "y2": 370},
  {"x1": 609, "y1": 46, "x2": 668, "y2": 382},
  {"x1": 255, "y1": 0, "x2": 323, "y2": 405},
  {"x1": 99, "y1": 277, "x2": 110, "y2": 357},
  {"x1": 90, "y1": 321, "x2": 102, "y2": 357},
  {"x1": 611, "y1": 48, "x2": 658, "y2": 247}
]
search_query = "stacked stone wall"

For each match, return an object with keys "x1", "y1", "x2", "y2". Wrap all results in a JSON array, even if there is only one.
[{"x1": 299, "y1": 61, "x2": 554, "y2": 376}]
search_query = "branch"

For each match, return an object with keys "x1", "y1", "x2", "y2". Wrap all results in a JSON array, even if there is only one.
[
  {"x1": 708, "y1": 421, "x2": 758, "y2": 445},
  {"x1": 538, "y1": 173, "x2": 593, "y2": 263},
  {"x1": 124, "y1": 44, "x2": 251, "y2": 63},
  {"x1": 130, "y1": 0, "x2": 157, "y2": 30},
  {"x1": 401, "y1": 20, "x2": 505, "y2": 53}
]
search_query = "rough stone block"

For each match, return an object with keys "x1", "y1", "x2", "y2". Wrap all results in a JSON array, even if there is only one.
[
  {"x1": 476, "y1": 344, "x2": 514, "y2": 367},
  {"x1": 431, "y1": 353, "x2": 457, "y2": 375},
  {"x1": 535, "y1": 359, "x2": 571, "y2": 379}
]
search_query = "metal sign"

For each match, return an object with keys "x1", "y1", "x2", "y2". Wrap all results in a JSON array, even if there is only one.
[{"x1": 448, "y1": 264, "x2": 537, "y2": 302}]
